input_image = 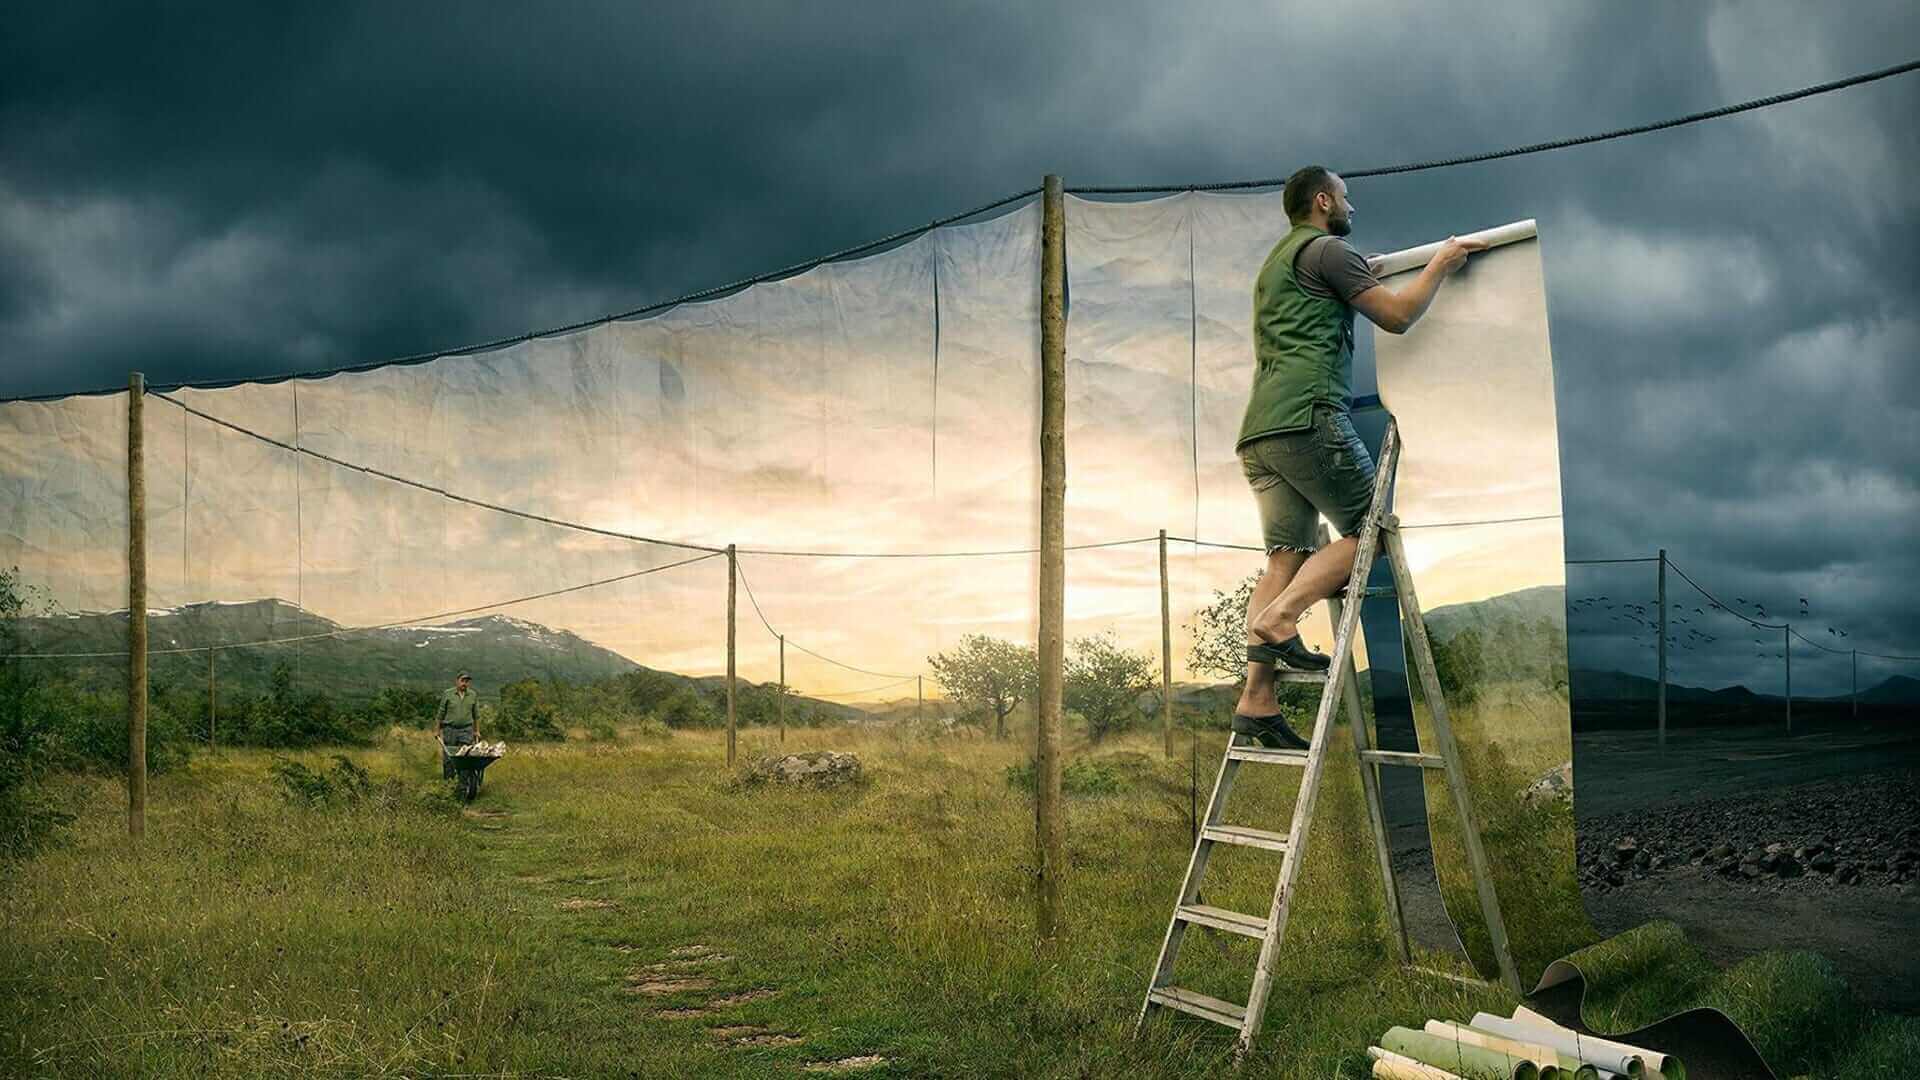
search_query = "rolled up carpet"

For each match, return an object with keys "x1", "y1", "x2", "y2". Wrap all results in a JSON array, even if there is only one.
[
  {"x1": 1370, "y1": 1046, "x2": 1466, "y2": 1079},
  {"x1": 1382, "y1": 1027, "x2": 1540, "y2": 1080}
]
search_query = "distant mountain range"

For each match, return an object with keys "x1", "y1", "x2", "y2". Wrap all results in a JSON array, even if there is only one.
[
  {"x1": 10, "y1": 599, "x2": 861, "y2": 718},
  {"x1": 17, "y1": 587, "x2": 1913, "y2": 714}
]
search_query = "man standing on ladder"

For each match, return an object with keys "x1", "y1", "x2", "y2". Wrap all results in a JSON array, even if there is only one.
[{"x1": 1232, "y1": 166, "x2": 1483, "y2": 750}]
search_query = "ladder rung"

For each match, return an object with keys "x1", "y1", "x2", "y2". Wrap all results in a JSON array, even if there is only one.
[
  {"x1": 1177, "y1": 903, "x2": 1269, "y2": 938},
  {"x1": 1360, "y1": 749, "x2": 1444, "y2": 769},
  {"x1": 1271, "y1": 669, "x2": 1328, "y2": 683},
  {"x1": 1148, "y1": 986, "x2": 1247, "y2": 1028},
  {"x1": 1226, "y1": 746, "x2": 1309, "y2": 766},
  {"x1": 1359, "y1": 584, "x2": 1396, "y2": 599},
  {"x1": 1202, "y1": 824, "x2": 1290, "y2": 852}
]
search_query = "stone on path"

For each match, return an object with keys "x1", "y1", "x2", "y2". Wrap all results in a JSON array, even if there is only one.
[
  {"x1": 804, "y1": 1055, "x2": 889, "y2": 1073},
  {"x1": 1522, "y1": 761, "x2": 1573, "y2": 807}
]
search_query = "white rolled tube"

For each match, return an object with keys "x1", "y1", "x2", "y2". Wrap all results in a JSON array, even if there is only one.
[
  {"x1": 1470, "y1": 1013, "x2": 1643, "y2": 1078},
  {"x1": 1368, "y1": 219, "x2": 1538, "y2": 279},
  {"x1": 1510, "y1": 1007, "x2": 1682, "y2": 1079}
]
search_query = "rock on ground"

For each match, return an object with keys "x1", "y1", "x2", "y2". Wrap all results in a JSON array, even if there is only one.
[
  {"x1": 1523, "y1": 760, "x2": 1574, "y2": 807},
  {"x1": 743, "y1": 751, "x2": 863, "y2": 788}
]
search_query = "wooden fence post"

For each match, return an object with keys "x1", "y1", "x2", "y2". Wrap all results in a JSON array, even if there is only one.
[
  {"x1": 1656, "y1": 549, "x2": 1666, "y2": 746},
  {"x1": 727, "y1": 544, "x2": 737, "y2": 768},
  {"x1": 778, "y1": 633, "x2": 785, "y2": 745},
  {"x1": 1160, "y1": 529, "x2": 1173, "y2": 757},
  {"x1": 208, "y1": 647, "x2": 216, "y2": 751},
  {"x1": 127, "y1": 372, "x2": 148, "y2": 841},
  {"x1": 1036, "y1": 174, "x2": 1066, "y2": 937}
]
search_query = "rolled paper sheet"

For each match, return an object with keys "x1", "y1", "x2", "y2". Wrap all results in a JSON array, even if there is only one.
[
  {"x1": 1382, "y1": 1027, "x2": 1540, "y2": 1080},
  {"x1": 1471, "y1": 1013, "x2": 1646, "y2": 1079},
  {"x1": 1371, "y1": 1046, "x2": 1466, "y2": 1080},
  {"x1": 1510, "y1": 1007, "x2": 1684, "y2": 1080},
  {"x1": 1368, "y1": 219, "x2": 1538, "y2": 277},
  {"x1": 1424, "y1": 1021, "x2": 1598, "y2": 1080}
]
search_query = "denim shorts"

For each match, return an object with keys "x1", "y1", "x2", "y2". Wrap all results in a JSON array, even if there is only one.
[{"x1": 1238, "y1": 404, "x2": 1377, "y2": 555}]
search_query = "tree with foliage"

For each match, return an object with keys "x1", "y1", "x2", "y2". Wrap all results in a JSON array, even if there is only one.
[
  {"x1": 927, "y1": 634, "x2": 1037, "y2": 738},
  {"x1": 496, "y1": 677, "x2": 565, "y2": 740},
  {"x1": 1185, "y1": 570, "x2": 1264, "y2": 682},
  {"x1": 0, "y1": 566, "x2": 73, "y2": 856},
  {"x1": 653, "y1": 687, "x2": 719, "y2": 729},
  {"x1": 1064, "y1": 632, "x2": 1158, "y2": 743}
]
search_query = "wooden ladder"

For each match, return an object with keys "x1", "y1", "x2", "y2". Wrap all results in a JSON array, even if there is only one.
[{"x1": 1136, "y1": 416, "x2": 1522, "y2": 1060}]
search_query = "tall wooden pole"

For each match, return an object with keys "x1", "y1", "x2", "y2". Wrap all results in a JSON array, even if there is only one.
[
  {"x1": 208, "y1": 647, "x2": 217, "y2": 751},
  {"x1": 127, "y1": 372, "x2": 148, "y2": 841},
  {"x1": 1035, "y1": 174, "x2": 1066, "y2": 937},
  {"x1": 1656, "y1": 549, "x2": 1667, "y2": 746},
  {"x1": 1159, "y1": 528, "x2": 1173, "y2": 757},
  {"x1": 727, "y1": 544, "x2": 737, "y2": 767},
  {"x1": 1784, "y1": 623, "x2": 1792, "y2": 735},
  {"x1": 1852, "y1": 649, "x2": 1858, "y2": 725},
  {"x1": 917, "y1": 675, "x2": 924, "y2": 724},
  {"x1": 778, "y1": 633, "x2": 786, "y2": 745}
]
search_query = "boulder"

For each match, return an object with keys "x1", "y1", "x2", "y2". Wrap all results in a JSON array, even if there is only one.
[
  {"x1": 1522, "y1": 761, "x2": 1574, "y2": 808},
  {"x1": 743, "y1": 750, "x2": 863, "y2": 788}
]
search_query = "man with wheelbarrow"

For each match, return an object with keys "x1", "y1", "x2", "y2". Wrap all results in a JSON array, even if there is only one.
[
  {"x1": 1233, "y1": 165, "x2": 1483, "y2": 750},
  {"x1": 433, "y1": 670, "x2": 481, "y2": 779}
]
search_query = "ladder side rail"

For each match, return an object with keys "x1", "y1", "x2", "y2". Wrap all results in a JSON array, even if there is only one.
[
  {"x1": 1382, "y1": 519, "x2": 1523, "y2": 995},
  {"x1": 1238, "y1": 419, "x2": 1403, "y2": 1054},
  {"x1": 1331, "y1": 591, "x2": 1411, "y2": 965}
]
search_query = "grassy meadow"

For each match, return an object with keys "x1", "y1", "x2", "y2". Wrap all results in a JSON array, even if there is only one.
[{"x1": 3, "y1": 712, "x2": 1912, "y2": 1078}]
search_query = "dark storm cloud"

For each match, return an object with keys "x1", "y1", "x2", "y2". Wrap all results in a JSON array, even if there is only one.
[{"x1": 3, "y1": 1, "x2": 1917, "y2": 677}]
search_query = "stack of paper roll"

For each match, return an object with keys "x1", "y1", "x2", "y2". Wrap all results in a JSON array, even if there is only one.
[{"x1": 1365, "y1": 1007, "x2": 1682, "y2": 1080}]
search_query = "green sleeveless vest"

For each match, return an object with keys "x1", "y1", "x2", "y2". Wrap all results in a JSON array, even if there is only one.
[{"x1": 1236, "y1": 223, "x2": 1356, "y2": 448}]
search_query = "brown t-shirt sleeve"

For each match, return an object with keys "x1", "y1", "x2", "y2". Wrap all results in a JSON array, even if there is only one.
[{"x1": 1296, "y1": 235, "x2": 1384, "y2": 304}]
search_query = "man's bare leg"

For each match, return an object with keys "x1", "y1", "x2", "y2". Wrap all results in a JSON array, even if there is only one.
[
  {"x1": 1248, "y1": 533, "x2": 1358, "y2": 650},
  {"x1": 1235, "y1": 548, "x2": 1308, "y2": 716}
]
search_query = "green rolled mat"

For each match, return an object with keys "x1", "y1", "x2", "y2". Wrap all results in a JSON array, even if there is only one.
[{"x1": 1382, "y1": 1028, "x2": 1540, "y2": 1080}]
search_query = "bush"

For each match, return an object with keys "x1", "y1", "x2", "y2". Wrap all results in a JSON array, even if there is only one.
[
  {"x1": 633, "y1": 718, "x2": 672, "y2": 740},
  {"x1": 268, "y1": 754, "x2": 411, "y2": 809},
  {"x1": 493, "y1": 678, "x2": 565, "y2": 741},
  {"x1": 654, "y1": 688, "x2": 719, "y2": 729},
  {"x1": 1003, "y1": 756, "x2": 1126, "y2": 797}
]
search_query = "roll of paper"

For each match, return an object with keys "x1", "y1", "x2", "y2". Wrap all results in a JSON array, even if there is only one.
[
  {"x1": 1509, "y1": 1007, "x2": 1684, "y2": 1080},
  {"x1": 1371, "y1": 1046, "x2": 1467, "y2": 1080},
  {"x1": 1383, "y1": 1027, "x2": 1540, "y2": 1080},
  {"x1": 1471, "y1": 1013, "x2": 1646, "y2": 1079},
  {"x1": 1423, "y1": 1021, "x2": 1598, "y2": 1080}
]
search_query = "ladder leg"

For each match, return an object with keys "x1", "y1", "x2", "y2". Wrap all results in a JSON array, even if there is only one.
[
  {"x1": 1332, "y1": 593, "x2": 1411, "y2": 965},
  {"x1": 1382, "y1": 520, "x2": 1522, "y2": 995}
]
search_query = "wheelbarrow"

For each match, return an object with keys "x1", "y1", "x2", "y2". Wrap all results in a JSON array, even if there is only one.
[{"x1": 440, "y1": 738, "x2": 505, "y2": 802}]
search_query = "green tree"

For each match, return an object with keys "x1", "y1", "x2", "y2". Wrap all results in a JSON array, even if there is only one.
[
  {"x1": 654, "y1": 687, "x2": 718, "y2": 729},
  {"x1": 1064, "y1": 632, "x2": 1157, "y2": 743},
  {"x1": 1429, "y1": 626, "x2": 1485, "y2": 707},
  {"x1": 497, "y1": 677, "x2": 565, "y2": 741},
  {"x1": 927, "y1": 634, "x2": 1036, "y2": 739},
  {"x1": 1185, "y1": 570, "x2": 1263, "y2": 682}
]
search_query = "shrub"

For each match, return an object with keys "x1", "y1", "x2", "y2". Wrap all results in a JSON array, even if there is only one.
[
  {"x1": 493, "y1": 678, "x2": 565, "y2": 742},
  {"x1": 654, "y1": 688, "x2": 718, "y2": 729},
  {"x1": 268, "y1": 754, "x2": 411, "y2": 809},
  {"x1": 633, "y1": 717, "x2": 672, "y2": 740},
  {"x1": 1003, "y1": 756, "x2": 1126, "y2": 797}
]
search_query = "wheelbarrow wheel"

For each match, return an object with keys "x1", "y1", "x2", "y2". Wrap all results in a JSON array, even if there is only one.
[{"x1": 459, "y1": 768, "x2": 481, "y2": 802}]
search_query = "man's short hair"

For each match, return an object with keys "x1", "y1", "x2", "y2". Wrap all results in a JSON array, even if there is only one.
[{"x1": 1284, "y1": 166, "x2": 1337, "y2": 224}]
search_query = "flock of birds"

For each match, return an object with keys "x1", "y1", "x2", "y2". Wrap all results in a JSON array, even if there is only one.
[{"x1": 1570, "y1": 590, "x2": 1849, "y2": 662}]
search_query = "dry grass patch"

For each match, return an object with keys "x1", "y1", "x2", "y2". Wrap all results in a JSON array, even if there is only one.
[
  {"x1": 805, "y1": 1055, "x2": 889, "y2": 1072},
  {"x1": 624, "y1": 977, "x2": 715, "y2": 996},
  {"x1": 553, "y1": 896, "x2": 617, "y2": 911}
]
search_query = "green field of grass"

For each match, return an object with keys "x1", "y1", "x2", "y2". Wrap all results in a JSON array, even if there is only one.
[{"x1": 3, "y1": 718, "x2": 1912, "y2": 1077}]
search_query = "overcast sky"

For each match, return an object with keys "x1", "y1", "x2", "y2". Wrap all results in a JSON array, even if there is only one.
[{"x1": 3, "y1": 2, "x2": 1916, "y2": 692}]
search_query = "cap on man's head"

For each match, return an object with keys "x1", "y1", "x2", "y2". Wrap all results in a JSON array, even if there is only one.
[{"x1": 457, "y1": 671, "x2": 471, "y2": 680}]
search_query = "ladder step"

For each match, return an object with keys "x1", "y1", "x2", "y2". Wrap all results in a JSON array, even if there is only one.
[
  {"x1": 1271, "y1": 669, "x2": 1328, "y2": 683},
  {"x1": 1359, "y1": 749, "x2": 1444, "y2": 769},
  {"x1": 1225, "y1": 746, "x2": 1309, "y2": 766},
  {"x1": 1176, "y1": 903, "x2": 1269, "y2": 938},
  {"x1": 1147, "y1": 986, "x2": 1247, "y2": 1029},
  {"x1": 1202, "y1": 824, "x2": 1290, "y2": 852},
  {"x1": 1359, "y1": 584, "x2": 1396, "y2": 599}
]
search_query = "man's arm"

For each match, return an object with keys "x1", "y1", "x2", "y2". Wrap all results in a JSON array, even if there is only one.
[{"x1": 1349, "y1": 236, "x2": 1487, "y2": 334}]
